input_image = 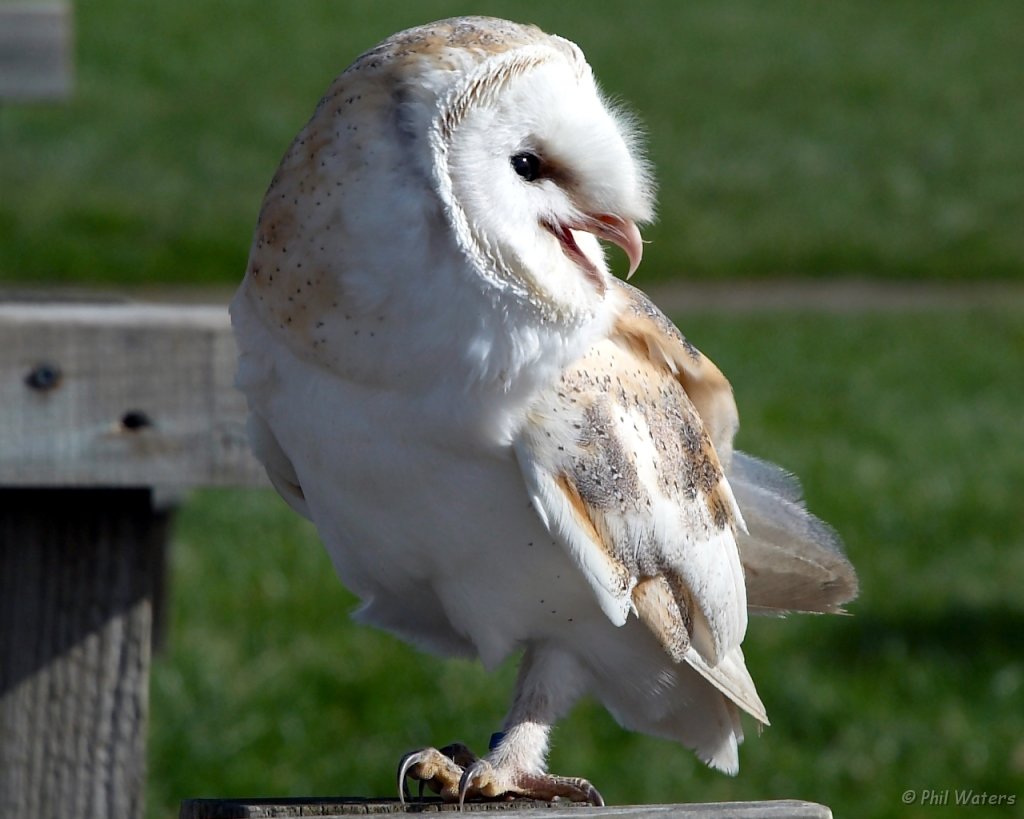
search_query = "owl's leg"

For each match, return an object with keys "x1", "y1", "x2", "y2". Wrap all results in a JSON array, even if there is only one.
[
  {"x1": 458, "y1": 645, "x2": 603, "y2": 805},
  {"x1": 398, "y1": 646, "x2": 600, "y2": 805}
]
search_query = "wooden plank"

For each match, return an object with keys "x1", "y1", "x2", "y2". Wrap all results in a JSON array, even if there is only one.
[
  {"x1": 0, "y1": 302, "x2": 267, "y2": 488},
  {"x1": 0, "y1": 4, "x2": 73, "y2": 101},
  {"x1": 178, "y1": 798, "x2": 833, "y2": 819},
  {"x1": 1, "y1": 488, "x2": 169, "y2": 819}
]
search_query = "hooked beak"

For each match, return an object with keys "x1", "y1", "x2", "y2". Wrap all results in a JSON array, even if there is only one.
[
  {"x1": 544, "y1": 213, "x2": 645, "y2": 293},
  {"x1": 586, "y1": 213, "x2": 644, "y2": 280}
]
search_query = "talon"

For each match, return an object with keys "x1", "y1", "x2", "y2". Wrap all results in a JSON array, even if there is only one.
[
  {"x1": 398, "y1": 745, "x2": 476, "y2": 804},
  {"x1": 466, "y1": 757, "x2": 515, "y2": 805},
  {"x1": 397, "y1": 750, "x2": 427, "y2": 805},
  {"x1": 457, "y1": 765, "x2": 474, "y2": 808},
  {"x1": 397, "y1": 743, "x2": 601, "y2": 807}
]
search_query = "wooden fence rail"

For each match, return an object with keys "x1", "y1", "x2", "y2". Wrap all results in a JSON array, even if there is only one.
[
  {"x1": 0, "y1": 301, "x2": 264, "y2": 819},
  {"x1": 0, "y1": 302, "x2": 264, "y2": 488}
]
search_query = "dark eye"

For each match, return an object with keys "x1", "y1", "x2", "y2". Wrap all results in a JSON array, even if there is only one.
[{"x1": 510, "y1": 152, "x2": 542, "y2": 182}]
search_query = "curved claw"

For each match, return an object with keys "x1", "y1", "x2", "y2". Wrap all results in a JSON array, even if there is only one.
[
  {"x1": 398, "y1": 745, "x2": 477, "y2": 805},
  {"x1": 397, "y1": 749, "x2": 429, "y2": 806},
  {"x1": 400, "y1": 744, "x2": 602, "y2": 808},
  {"x1": 458, "y1": 758, "x2": 497, "y2": 807}
]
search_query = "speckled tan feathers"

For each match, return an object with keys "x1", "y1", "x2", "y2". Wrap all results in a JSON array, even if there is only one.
[{"x1": 515, "y1": 280, "x2": 765, "y2": 723}]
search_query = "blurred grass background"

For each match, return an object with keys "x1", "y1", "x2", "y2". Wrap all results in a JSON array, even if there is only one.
[
  {"x1": 2, "y1": 1, "x2": 1022, "y2": 818},
  {"x1": 2, "y1": 0, "x2": 1023, "y2": 284}
]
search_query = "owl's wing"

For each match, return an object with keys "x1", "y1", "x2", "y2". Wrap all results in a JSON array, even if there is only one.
[
  {"x1": 728, "y1": 451, "x2": 858, "y2": 614},
  {"x1": 246, "y1": 409, "x2": 310, "y2": 520},
  {"x1": 514, "y1": 282, "x2": 766, "y2": 723},
  {"x1": 611, "y1": 280, "x2": 858, "y2": 616}
]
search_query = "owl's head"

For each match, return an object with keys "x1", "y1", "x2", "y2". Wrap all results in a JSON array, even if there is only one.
[
  {"x1": 388, "y1": 17, "x2": 656, "y2": 318},
  {"x1": 242, "y1": 18, "x2": 656, "y2": 378}
]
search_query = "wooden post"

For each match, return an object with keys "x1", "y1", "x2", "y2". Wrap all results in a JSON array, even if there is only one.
[
  {"x1": 0, "y1": 300, "x2": 265, "y2": 819},
  {"x1": 0, "y1": 4, "x2": 74, "y2": 101},
  {"x1": 0, "y1": 489, "x2": 168, "y2": 819}
]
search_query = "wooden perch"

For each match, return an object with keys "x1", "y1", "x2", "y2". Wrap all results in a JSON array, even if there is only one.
[{"x1": 178, "y1": 797, "x2": 834, "y2": 819}]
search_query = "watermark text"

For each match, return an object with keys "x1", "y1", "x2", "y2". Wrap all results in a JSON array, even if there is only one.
[{"x1": 902, "y1": 789, "x2": 1016, "y2": 807}]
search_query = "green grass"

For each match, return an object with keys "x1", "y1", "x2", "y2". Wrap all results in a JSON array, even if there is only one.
[
  {"x1": 149, "y1": 311, "x2": 1024, "y2": 819},
  {"x1": 2, "y1": 0, "x2": 1023, "y2": 285}
]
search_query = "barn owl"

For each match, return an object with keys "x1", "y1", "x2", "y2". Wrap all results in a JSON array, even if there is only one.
[{"x1": 230, "y1": 16, "x2": 857, "y2": 805}]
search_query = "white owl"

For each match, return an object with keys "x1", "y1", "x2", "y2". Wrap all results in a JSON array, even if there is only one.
[{"x1": 230, "y1": 16, "x2": 857, "y2": 805}]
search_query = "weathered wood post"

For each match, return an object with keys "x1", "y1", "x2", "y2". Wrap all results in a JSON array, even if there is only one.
[
  {"x1": 1, "y1": 489, "x2": 168, "y2": 819},
  {"x1": 0, "y1": 3, "x2": 74, "y2": 102},
  {"x1": 0, "y1": 301, "x2": 265, "y2": 819}
]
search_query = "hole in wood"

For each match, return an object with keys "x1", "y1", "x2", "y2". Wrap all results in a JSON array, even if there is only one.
[
  {"x1": 120, "y1": 410, "x2": 153, "y2": 431},
  {"x1": 25, "y1": 362, "x2": 62, "y2": 391}
]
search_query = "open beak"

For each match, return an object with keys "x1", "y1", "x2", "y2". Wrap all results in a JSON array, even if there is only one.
[{"x1": 544, "y1": 213, "x2": 645, "y2": 293}]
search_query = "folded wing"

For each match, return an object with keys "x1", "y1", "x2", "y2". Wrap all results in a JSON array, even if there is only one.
[
  {"x1": 514, "y1": 281, "x2": 766, "y2": 725},
  {"x1": 614, "y1": 280, "x2": 858, "y2": 615}
]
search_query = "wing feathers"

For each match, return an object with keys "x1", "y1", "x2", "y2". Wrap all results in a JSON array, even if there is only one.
[
  {"x1": 685, "y1": 645, "x2": 769, "y2": 727},
  {"x1": 612, "y1": 282, "x2": 858, "y2": 616},
  {"x1": 515, "y1": 444, "x2": 636, "y2": 625},
  {"x1": 514, "y1": 326, "x2": 758, "y2": 719},
  {"x1": 612, "y1": 280, "x2": 739, "y2": 464},
  {"x1": 631, "y1": 576, "x2": 689, "y2": 663},
  {"x1": 729, "y1": 452, "x2": 858, "y2": 614},
  {"x1": 515, "y1": 281, "x2": 855, "y2": 736}
]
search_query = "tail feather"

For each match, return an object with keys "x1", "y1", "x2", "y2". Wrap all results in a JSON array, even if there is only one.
[
  {"x1": 685, "y1": 644, "x2": 768, "y2": 726},
  {"x1": 728, "y1": 452, "x2": 858, "y2": 614}
]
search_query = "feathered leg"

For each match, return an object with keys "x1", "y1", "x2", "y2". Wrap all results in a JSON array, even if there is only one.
[{"x1": 399, "y1": 645, "x2": 603, "y2": 805}]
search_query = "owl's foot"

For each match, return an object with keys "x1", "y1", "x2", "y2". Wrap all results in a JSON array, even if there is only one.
[
  {"x1": 397, "y1": 743, "x2": 603, "y2": 806},
  {"x1": 458, "y1": 757, "x2": 604, "y2": 806},
  {"x1": 398, "y1": 743, "x2": 479, "y2": 803}
]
